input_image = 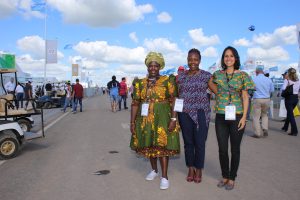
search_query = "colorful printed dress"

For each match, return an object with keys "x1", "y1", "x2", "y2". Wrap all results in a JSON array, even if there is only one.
[
  {"x1": 130, "y1": 75, "x2": 180, "y2": 158},
  {"x1": 212, "y1": 70, "x2": 255, "y2": 114}
]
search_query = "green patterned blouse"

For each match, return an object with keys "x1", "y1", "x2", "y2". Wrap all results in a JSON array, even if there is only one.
[{"x1": 212, "y1": 70, "x2": 255, "y2": 114}]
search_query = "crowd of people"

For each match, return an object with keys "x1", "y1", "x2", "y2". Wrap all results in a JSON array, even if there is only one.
[
  {"x1": 3, "y1": 78, "x2": 84, "y2": 114},
  {"x1": 127, "y1": 48, "x2": 299, "y2": 191}
]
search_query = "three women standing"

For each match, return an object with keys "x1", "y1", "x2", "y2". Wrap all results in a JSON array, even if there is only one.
[{"x1": 130, "y1": 47, "x2": 254, "y2": 190}]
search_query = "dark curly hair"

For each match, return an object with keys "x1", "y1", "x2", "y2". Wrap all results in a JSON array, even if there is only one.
[
  {"x1": 188, "y1": 48, "x2": 201, "y2": 60},
  {"x1": 221, "y1": 46, "x2": 241, "y2": 70}
]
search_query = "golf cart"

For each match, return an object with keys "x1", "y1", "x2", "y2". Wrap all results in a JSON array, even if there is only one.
[
  {"x1": 0, "y1": 56, "x2": 44, "y2": 159},
  {"x1": 36, "y1": 83, "x2": 66, "y2": 109}
]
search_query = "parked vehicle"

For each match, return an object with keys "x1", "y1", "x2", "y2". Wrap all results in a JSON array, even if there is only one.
[
  {"x1": 0, "y1": 66, "x2": 44, "y2": 159},
  {"x1": 0, "y1": 116, "x2": 33, "y2": 132},
  {"x1": 0, "y1": 120, "x2": 42, "y2": 159}
]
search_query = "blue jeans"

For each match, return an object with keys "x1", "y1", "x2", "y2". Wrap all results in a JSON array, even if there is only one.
[
  {"x1": 118, "y1": 95, "x2": 128, "y2": 109},
  {"x1": 63, "y1": 97, "x2": 73, "y2": 112},
  {"x1": 16, "y1": 93, "x2": 24, "y2": 109},
  {"x1": 215, "y1": 114, "x2": 245, "y2": 181},
  {"x1": 72, "y1": 97, "x2": 82, "y2": 112},
  {"x1": 178, "y1": 110, "x2": 208, "y2": 169}
]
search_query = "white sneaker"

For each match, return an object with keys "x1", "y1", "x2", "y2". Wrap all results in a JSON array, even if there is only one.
[
  {"x1": 145, "y1": 170, "x2": 158, "y2": 181},
  {"x1": 160, "y1": 177, "x2": 169, "y2": 190}
]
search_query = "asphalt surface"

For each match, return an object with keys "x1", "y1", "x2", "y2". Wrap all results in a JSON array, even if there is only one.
[{"x1": 0, "y1": 95, "x2": 299, "y2": 200}]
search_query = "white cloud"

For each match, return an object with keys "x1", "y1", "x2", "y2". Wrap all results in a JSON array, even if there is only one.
[
  {"x1": 16, "y1": 54, "x2": 69, "y2": 80},
  {"x1": 143, "y1": 38, "x2": 180, "y2": 53},
  {"x1": 48, "y1": 0, "x2": 153, "y2": 27},
  {"x1": 233, "y1": 38, "x2": 252, "y2": 47},
  {"x1": 253, "y1": 25, "x2": 297, "y2": 48},
  {"x1": 16, "y1": 35, "x2": 65, "y2": 79},
  {"x1": 247, "y1": 46, "x2": 289, "y2": 62},
  {"x1": 119, "y1": 64, "x2": 147, "y2": 74},
  {"x1": 17, "y1": 35, "x2": 64, "y2": 60},
  {"x1": 129, "y1": 32, "x2": 139, "y2": 43},
  {"x1": 202, "y1": 47, "x2": 218, "y2": 57},
  {"x1": 157, "y1": 12, "x2": 172, "y2": 23},
  {"x1": 73, "y1": 41, "x2": 146, "y2": 64},
  {"x1": 0, "y1": 0, "x2": 17, "y2": 19},
  {"x1": 17, "y1": 35, "x2": 46, "y2": 59},
  {"x1": 188, "y1": 28, "x2": 220, "y2": 47}
]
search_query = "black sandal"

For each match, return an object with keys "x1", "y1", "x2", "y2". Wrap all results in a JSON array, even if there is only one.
[
  {"x1": 225, "y1": 181, "x2": 235, "y2": 190},
  {"x1": 217, "y1": 179, "x2": 228, "y2": 188}
]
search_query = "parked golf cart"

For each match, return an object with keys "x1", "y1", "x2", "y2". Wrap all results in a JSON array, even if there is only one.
[
  {"x1": 1, "y1": 116, "x2": 33, "y2": 132},
  {"x1": 36, "y1": 85, "x2": 66, "y2": 109},
  {"x1": 0, "y1": 61, "x2": 44, "y2": 159},
  {"x1": 36, "y1": 94, "x2": 65, "y2": 109}
]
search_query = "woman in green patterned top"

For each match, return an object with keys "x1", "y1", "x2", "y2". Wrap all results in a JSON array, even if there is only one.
[
  {"x1": 130, "y1": 52, "x2": 180, "y2": 190},
  {"x1": 212, "y1": 46, "x2": 254, "y2": 190}
]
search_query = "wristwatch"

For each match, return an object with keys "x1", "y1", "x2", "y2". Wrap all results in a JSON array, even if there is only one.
[{"x1": 170, "y1": 117, "x2": 177, "y2": 121}]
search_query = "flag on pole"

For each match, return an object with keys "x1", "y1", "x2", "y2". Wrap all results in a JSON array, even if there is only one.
[
  {"x1": 31, "y1": 0, "x2": 46, "y2": 12},
  {"x1": 64, "y1": 44, "x2": 73, "y2": 50},
  {"x1": 46, "y1": 40, "x2": 57, "y2": 64},
  {"x1": 72, "y1": 64, "x2": 79, "y2": 76}
]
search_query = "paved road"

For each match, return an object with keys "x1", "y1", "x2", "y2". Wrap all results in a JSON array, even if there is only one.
[{"x1": 0, "y1": 95, "x2": 299, "y2": 200}]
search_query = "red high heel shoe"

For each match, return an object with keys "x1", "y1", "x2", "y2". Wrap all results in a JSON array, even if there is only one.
[
  {"x1": 194, "y1": 169, "x2": 202, "y2": 183},
  {"x1": 186, "y1": 168, "x2": 195, "y2": 182}
]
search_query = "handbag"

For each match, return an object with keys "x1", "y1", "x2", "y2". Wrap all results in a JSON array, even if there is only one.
[{"x1": 281, "y1": 81, "x2": 293, "y2": 98}]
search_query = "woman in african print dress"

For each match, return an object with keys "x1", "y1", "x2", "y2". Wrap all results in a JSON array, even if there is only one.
[{"x1": 130, "y1": 52, "x2": 180, "y2": 190}]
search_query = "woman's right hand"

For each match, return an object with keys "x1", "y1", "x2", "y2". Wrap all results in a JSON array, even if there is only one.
[{"x1": 130, "y1": 123, "x2": 135, "y2": 135}]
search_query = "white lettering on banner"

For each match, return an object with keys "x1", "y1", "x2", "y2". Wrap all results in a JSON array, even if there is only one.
[{"x1": 46, "y1": 40, "x2": 57, "y2": 64}]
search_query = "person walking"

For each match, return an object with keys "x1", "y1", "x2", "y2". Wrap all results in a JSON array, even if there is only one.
[
  {"x1": 24, "y1": 81, "x2": 36, "y2": 111},
  {"x1": 177, "y1": 48, "x2": 216, "y2": 183},
  {"x1": 72, "y1": 79, "x2": 84, "y2": 113},
  {"x1": 118, "y1": 77, "x2": 128, "y2": 110},
  {"x1": 212, "y1": 46, "x2": 254, "y2": 190},
  {"x1": 15, "y1": 82, "x2": 25, "y2": 109},
  {"x1": 107, "y1": 76, "x2": 120, "y2": 112},
  {"x1": 251, "y1": 65, "x2": 274, "y2": 138},
  {"x1": 281, "y1": 68, "x2": 300, "y2": 136},
  {"x1": 130, "y1": 51, "x2": 180, "y2": 190},
  {"x1": 62, "y1": 81, "x2": 73, "y2": 112}
]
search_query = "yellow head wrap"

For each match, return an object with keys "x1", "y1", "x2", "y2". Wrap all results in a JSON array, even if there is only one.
[{"x1": 145, "y1": 52, "x2": 165, "y2": 70}]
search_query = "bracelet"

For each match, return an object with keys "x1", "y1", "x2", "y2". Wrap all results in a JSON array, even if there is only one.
[{"x1": 170, "y1": 117, "x2": 177, "y2": 121}]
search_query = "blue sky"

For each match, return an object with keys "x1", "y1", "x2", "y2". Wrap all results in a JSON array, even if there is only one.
[{"x1": 0, "y1": 0, "x2": 299, "y2": 86}]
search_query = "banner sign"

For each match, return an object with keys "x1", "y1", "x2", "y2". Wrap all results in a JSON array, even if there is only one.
[
  {"x1": 0, "y1": 54, "x2": 16, "y2": 72},
  {"x1": 72, "y1": 64, "x2": 79, "y2": 76},
  {"x1": 46, "y1": 40, "x2": 57, "y2": 64}
]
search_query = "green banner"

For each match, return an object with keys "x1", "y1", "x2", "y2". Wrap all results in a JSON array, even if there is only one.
[{"x1": 0, "y1": 54, "x2": 16, "y2": 72}]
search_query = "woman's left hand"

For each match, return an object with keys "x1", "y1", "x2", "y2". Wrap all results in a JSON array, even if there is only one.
[
  {"x1": 168, "y1": 121, "x2": 176, "y2": 132},
  {"x1": 238, "y1": 117, "x2": 246, "y2": 131}
]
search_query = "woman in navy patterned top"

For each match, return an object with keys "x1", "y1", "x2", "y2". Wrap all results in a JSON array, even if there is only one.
[{"x1": 177, "y1": 48, "x2": 216, "y2": 183}]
